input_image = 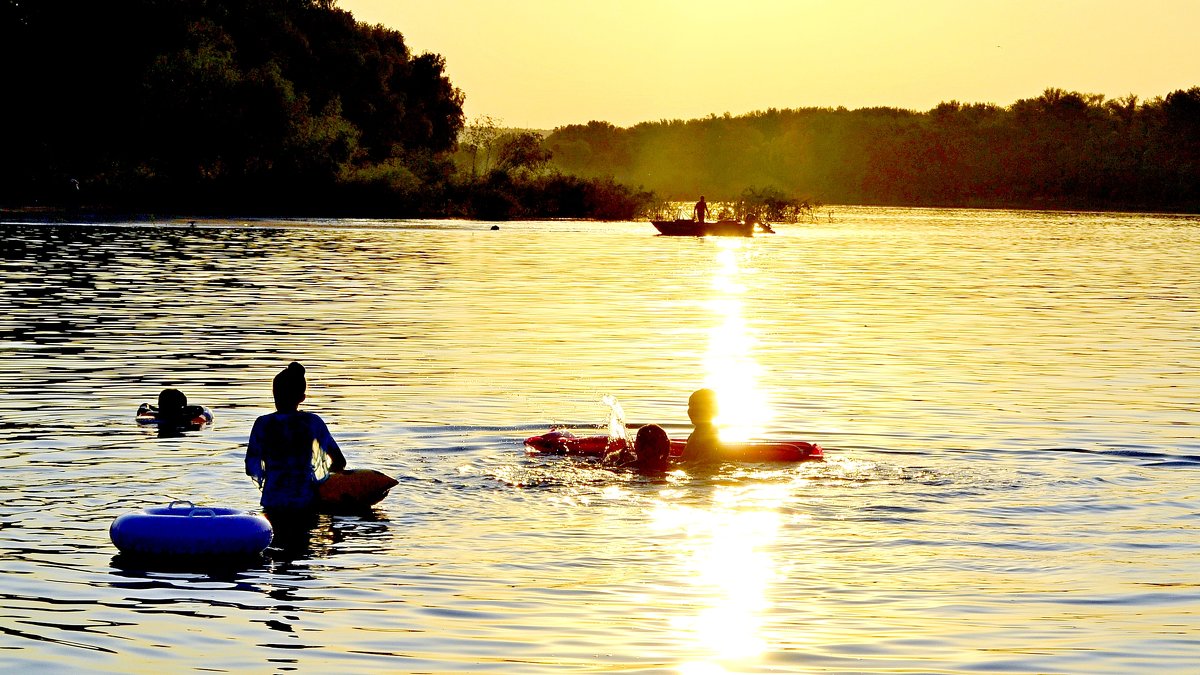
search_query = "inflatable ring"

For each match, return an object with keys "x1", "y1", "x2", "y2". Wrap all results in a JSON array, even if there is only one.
[
  {"x1": 110, "y1": 500, "x2": 272, "y2": 558},
  {"x1": 136, "y1": 404, "x2": 214, "y2": 430}
]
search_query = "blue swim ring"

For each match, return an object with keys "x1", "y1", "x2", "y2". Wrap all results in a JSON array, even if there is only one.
[{"x1": 110, "y1": 500, "x2": 272, "y2": 558}]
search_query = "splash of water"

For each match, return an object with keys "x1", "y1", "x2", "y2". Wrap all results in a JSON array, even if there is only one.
[{"x1": 601, "y1": 394, "x2": 629, "y2": 445}]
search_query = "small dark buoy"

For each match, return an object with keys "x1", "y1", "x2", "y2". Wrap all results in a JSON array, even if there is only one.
[{"x1": 490, "y1": 225, "x2": 499, "y2": 230}]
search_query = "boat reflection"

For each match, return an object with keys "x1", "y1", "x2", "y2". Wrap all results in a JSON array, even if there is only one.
[
  {"x1": 703, "y1": 241, "x2": 771, "y2": 443},
  {"x1": 651, "y1": 484, "x2": 788, "y2": 671}
]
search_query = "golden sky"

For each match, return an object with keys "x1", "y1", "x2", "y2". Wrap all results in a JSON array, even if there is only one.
[{"x1": 339, "y1": 0, "x2": 1199, "y2": 130}]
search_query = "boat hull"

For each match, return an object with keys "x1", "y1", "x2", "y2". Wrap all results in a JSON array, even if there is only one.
[{"x1": 651, "y1": 219, "x2": 755, "y2": 237}]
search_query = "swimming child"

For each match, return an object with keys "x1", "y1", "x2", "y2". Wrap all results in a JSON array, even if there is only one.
[
  {"x1": 156, "y1": 388, "x2": 188, "y2": 422},
  {"x1": 631, "y1": 423, "x2": 672, "y2": 472},
  {"x1": 136, "y1": 388, "x2": 211, "y2": 430},
  {"x1": 245, "y1": 362, "x2": 347, "y2": 517},
  {"x1": 683, "y1": 388, "x2": 720, "y2": 463},
  {"x1": 602, "y1": 423, "x2": 673, "y2": 473}
]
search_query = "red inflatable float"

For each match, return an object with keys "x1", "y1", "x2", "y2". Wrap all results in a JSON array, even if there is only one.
[{"x1": 524, "y1": 429, "x2": 822, "y2": 462}]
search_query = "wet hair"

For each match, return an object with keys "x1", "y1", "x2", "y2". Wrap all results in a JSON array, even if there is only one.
[
  {"x1": 634, "y1": 424, "x2": 671, "y2": 466},
  {"x1": 273, "y1": 362, "x2": 307, "y2": 411},
  {"x1": 687, "y1": 388, "x2": 718, "y2": 424},
  {"x1": 158, "y1": 388, "x2": 187, "y2": 416}
]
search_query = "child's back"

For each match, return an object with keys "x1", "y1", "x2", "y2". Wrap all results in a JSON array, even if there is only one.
[
  {"x1": 245, "y1": 362, "x2": 346, "y2": 514},
  {"x1": 248, "y1": 409, "x2": 337, "y2": 510}
]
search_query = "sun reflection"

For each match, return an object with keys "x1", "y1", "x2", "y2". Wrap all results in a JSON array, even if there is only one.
[
  {"x1": 650, "y1": 484, "x2": 787, "y2": 670},
  {"x1": 704, "y1": 241, "x2": 770, "y2": 442}
]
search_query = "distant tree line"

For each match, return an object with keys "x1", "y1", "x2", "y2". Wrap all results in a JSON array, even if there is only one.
[
  {"x1": 11, "y1": 0, "x2": 1189, "y2": 217},
  {"x1": 0, "y1": 0, "x2": 651, "y2": 220},
  {"x1": 545, "y1": 88, "x2": 1200, "y2": 212}
]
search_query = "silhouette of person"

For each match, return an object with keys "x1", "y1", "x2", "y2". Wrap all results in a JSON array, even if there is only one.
[
  {"x1": 156, "y1": 388, "x2": 189, "y2": 425},
  {"x1": 136, "y1": 388, "x2": 211, "y2": 436},
  {"x1": 683, "y1": 388, "x2": 720, "y2": 463},
  {"x1": 245, "y1": 362, "x2": 347, "y2": 520},
  {"x1": 603, "y1": 423, "x2": 673, "y2": 473},
  {"x1": 631, "y1": 423, "x2": 672, "y2": 472},
  {"x1": 694, "y1": 196, "x2": 708, "y2": 223}
]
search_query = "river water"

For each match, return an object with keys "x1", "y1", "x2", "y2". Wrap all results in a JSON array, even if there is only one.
[{"x1": 1, "y1": 207, "x2": 1197, "y2": 673}]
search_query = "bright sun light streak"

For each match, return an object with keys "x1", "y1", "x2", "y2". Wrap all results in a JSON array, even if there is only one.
[
  {"x1": 704, "y1": 241, "x2": 770, "y2": 442},
  {"x1": 651, "y1": 484, "x2": 788, "y2": 670}
]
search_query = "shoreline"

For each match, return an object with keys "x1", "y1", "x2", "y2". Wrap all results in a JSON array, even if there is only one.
[{"x1": 4, "y1": 201, "x2": 1199, "y2": 225}]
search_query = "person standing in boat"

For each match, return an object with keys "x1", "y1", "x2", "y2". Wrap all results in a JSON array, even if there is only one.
[
  {"x1": 245, "y1": 362, "x2": 347, "y2": 519},
  {"x1": 694, "y1": 196, "x2": 708, "y2": 223}
]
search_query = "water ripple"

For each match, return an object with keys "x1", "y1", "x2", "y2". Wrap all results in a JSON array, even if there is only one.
[{"x1": 1, "y1": 212, "x2": 1198, "y2": 673}]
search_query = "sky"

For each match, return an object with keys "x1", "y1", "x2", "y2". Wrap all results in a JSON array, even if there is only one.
[{"x1": 339, "y1": 0, "x2": 1200, "y2": 130}]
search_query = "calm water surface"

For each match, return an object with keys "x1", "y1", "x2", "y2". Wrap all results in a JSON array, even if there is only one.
[{"x1": 1, "y1": 207, "x2": 1198, "y2": 673}]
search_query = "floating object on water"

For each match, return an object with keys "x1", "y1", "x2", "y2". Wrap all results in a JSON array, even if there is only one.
[
  {"x1": 317, "y1": 469, "x2": 399, "y2": 512},
  {"x1": 650, "y1": 219, "x2": 773, "y2": 237},
  {"x1": 136, "y1": 403, "x2": 214, "y2": 430},
  {"x1": 524, "y1": 429, "x2": 822, "y2": 462},
  {"x1": 524, "y1": 429, "x2": 616, "y2": 456},
  {"x1": 713, "y1": 441, "x2": 823, "y2": 462},
  {"x1": 110, "y1": 501, "x2": 272, "y2": 558}
]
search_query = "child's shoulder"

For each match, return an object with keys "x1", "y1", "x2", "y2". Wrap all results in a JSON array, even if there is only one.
[
  {"x1": 291, "y1": 410, "x2": 330, "y2": 429},
  {"x1": 253, "y1": 410, "x2": 315, "y2": 423}
]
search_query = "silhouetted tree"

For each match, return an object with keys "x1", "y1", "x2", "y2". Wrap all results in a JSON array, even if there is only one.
[
  {"x1": 0, "y1": 0, "x2": 464, "y2": 212},
  {"x1": 544, "y1": 87, "x2": 1200, "y2": 212},
  {"x1": 495, "y1": 132, "x2": 552, "y2": 173}
]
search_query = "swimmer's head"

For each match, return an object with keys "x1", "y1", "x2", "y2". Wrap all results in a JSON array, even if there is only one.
[
  {"x1": 158, "y1": 388, "x2": 187, "y2": 417},
  {"x1": 634, "y1": 424, "x2": 671, "y2": 469},
  {"x1": 273, "y1": 362, "x2": 307, "y2": 412},
  {"x1": 687, "y1": 388, "x2": 718, "y2": 425}
]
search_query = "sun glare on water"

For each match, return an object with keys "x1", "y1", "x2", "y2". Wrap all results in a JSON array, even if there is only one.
[
  {"x1": 703, "y1": 241, "x2": 770, "y2": 443},
  {"x1": 652, "y1": 484, "x2": 791, "y2": 670}
]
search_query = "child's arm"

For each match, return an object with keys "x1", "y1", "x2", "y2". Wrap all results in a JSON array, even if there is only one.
[
  {"x1": 313, "y1": 416, "x2": 347, "y2": 472},
  {"x1": 245, "y1": 419, "x2": 265, "y2": 487},
  {"x1": 326, "y1": 444, "x2": 347, "y2": 472}
]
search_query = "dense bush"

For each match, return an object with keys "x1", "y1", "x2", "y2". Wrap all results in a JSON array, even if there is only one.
[{"x1": 448, "y1": 171, "x2": 654, "y2": 221}]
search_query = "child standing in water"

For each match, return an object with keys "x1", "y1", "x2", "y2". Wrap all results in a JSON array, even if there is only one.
[
  {"x1": 245, "y1": 362, "x2": 346, "y2": 516},
  {"x1": 683, "y1": 388, "x2": 720, "y2": 463}
]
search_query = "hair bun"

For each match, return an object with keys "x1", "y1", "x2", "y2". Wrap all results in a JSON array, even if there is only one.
[{"x1": 287, "y1": 362, "x2": 305, "y2": 375}]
